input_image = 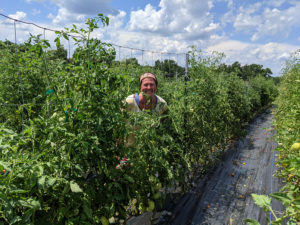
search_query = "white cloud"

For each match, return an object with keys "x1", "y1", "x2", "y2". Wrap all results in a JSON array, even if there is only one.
[
  {"x1": 127, "y1": 0, "x2": 219, "y2": 41},
  {"x1": 229, "y1": 1, "x2": 300, "y2": 42},
  {"x1": 206, "y1": 40, "x2": 249, "y2": 58},
  {"x1": 206, "y1": 40, "x2": 299, "y2": 76},
  {"x1": 1, "y1": 10, "x2": 68, "y2": 48},
  {"x1": 264, "y1": 0, "x2": 286, "y2": 7},
  {"x1": 8, "y1": 11, "x2": 27, "y2": 20},
  {"x1": 2, "y1": 12, "x2": 31, "y2": 34},
  {"x1": 92, "y1": 11, "x2": 126, "y2": 41},
  {"x1": 227, "y1": 0, "x2": 233, "y2": 8},
  {"x1": 52, "y1": 7, "x2": 86, "y2": 25},
  {"x1": 0, "y1": 17, "x2": 56, "y2": 46},
  {"x1": 50, "y1": 0, "x2": 118, "y2": 25},
  {"x1": 250, "y1": 5, "x2": 300, "y2": 41},
  {"x1": 277, "y1": 52, "x2": 290, "y2": 60},
  {"x1": 233, "y1": 3, "x2": 262, "y2": 32},
  {"x1": 105, "y1": 10, "x2": 126, "y2": 30}
]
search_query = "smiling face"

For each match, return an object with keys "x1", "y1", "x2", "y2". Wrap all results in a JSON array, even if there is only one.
[{"x1": 140, "y1": 77, "x2": 157, "y2": 97}]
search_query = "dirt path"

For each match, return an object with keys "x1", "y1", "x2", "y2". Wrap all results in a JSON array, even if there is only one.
[{"x1": 128, "y1": 108, "x2": 284, "y2": 225}]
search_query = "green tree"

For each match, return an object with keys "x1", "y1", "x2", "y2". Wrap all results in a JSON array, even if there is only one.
[
  {"x1": 125, "y1": 57, "x2": 139, "y2": 66},
  {"x1": 154, "y1": 59, "x2": 185, "y2": 77},
  {"x1": 46, "y1": 45, "x2": 68, "y2": 60},
  {"x1": 218, "y1": 62, "x2": 273, "y2": 80}
]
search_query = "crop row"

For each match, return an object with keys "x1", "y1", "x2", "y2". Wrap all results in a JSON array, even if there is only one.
[{"x1": 0, "y1": 15, "x2": 279, "y2": 224}]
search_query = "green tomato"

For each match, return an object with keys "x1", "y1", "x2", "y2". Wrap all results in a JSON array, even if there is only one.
[
  {"x1": 146, "y1": 200, "x2": 155, "y2": 212},
  {"x1": 154, "y1": 182, "x2": 162, "y2": 191},
  {"x1": 153, "y1": 192, "x2": 161, "y2": 200},
  {"x1": 291, "y1": 143, "x2": 300, "y2": 151},
  {"x1": 100, "y1": 216, "x2": 109, "y2": 225}
]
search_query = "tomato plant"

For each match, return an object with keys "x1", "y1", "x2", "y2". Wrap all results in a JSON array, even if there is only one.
[{"x1": 0, "y1": 14, "x2": 279, "y2": 224}]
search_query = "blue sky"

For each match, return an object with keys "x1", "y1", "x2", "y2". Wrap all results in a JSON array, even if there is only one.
[{"x1": 1, "y1": 0, "x2": 300, "y2": 76}]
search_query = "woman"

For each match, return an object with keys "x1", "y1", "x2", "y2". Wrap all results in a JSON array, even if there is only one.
[
  {"x1": 116, "y1": 73, "x2": 168, "y2": 168},
  {"x1": 125, "y1": 72, "x2": 168, "y2": 115}
]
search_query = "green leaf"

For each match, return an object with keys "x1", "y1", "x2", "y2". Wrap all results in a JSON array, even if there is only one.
[
  {"x1": 0, "y1": 193, "x2": 13, "y2": 209},
  {"x1": 54, "y1": 37, "x2": 60, "y2": 48},
  {"x1": 62, "y1": 33, "x2": 69, "y2": 40},
  {"x1": 0, "y1": 161, "x2": 10, "y2": 170},
  {"x1": 124, "y1": 175, "x2": 135, "y2": 183},
  {"x1": 294, "y1": 199, "x2": 300, "y2": 207},
  {"x1": 70, "y1": 181, "x2": 83, "y2": 193},
  {"x1": 43, "y1": 40, "x2": 51, "y2": 48},
  {"x1": 47, "y1": 177, "x2": 56, "y2": 187},
  {"x1": 9, "y1": 189, "x2": 29, "y2": 195},
  {"x1": 287, "y1": 219, "x2": 297, "y2": 225},
  {"x1": 28, "y1": 199, "x2": 41, "y2": 210},
  {"x1": 22, "y1": 209, "x2": 34, "y2": 223},
  {"x1": 83, "y1": 202, "x2": 93, "y2": 220},
  {"x1": 245, "y1": 219, "x2": 261, "y2": 225},
  {"x1": 270, "y1": 192, "x2": 291, "y2": 206},
  {"x1": 18, "y1": 199, "x2": 41, "y2": 210},
  {"x1": 0, "y1": 193, "x2": 8, "y2": 201},
  {"x1": 251, "y1": 194, "x2": 271, "y2": 209},
  {"x1": 38, "y1": 176, "x2": 46, "y2": 188},
  {"x1": 9, "y1": 215, "x2": 22, "y2": 225}
]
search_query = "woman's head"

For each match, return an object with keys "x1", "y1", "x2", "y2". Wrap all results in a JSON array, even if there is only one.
[
  {"x1": 139, "y1": 72, "x2": 157, "y2": 86},
  {"x1": 139, "y1": 72, "x2": 157, "y2": 97}
]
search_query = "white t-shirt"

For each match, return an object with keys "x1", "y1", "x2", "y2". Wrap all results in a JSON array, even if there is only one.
[{"x1": 125, "y1": 94, "x2": 168, "y2": 115}]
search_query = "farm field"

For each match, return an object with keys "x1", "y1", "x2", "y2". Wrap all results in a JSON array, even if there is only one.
[{"x1": 0, "y1": 15, "x2": 299, "y2": 225}]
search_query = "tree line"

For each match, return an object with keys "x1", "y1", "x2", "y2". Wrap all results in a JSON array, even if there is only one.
[{"x1": 1, "y1": 39, "x2": 280, "y2": 83}]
